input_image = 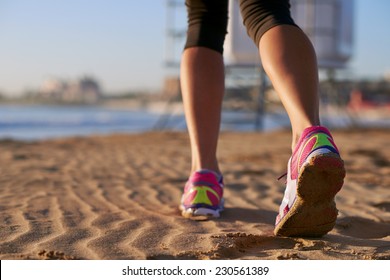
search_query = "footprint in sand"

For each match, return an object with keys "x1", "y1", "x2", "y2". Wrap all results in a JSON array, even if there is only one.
[
  {"x1": 373, "y1": 202, "x2": 390, "y2": 212},
  {"x1": 335, "y1": 216, "x2": 390, "y2": 239}
]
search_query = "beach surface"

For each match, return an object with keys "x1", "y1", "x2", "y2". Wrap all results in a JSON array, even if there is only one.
[{"x1": 0, "y1": 129, "x2": 389, "y2": 260}]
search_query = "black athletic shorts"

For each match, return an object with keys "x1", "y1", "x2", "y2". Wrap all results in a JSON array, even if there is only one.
[{"x1": 184, "y1": 0, "x2": 298, "y2": 54}]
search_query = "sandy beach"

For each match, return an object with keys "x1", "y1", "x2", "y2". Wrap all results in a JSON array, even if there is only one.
[{"x1": 0, "y1": 128, "x2": 389, "y2": 260}]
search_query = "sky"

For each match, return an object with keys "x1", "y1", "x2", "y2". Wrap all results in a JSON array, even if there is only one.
[{"x1": 0, "y1": 0, "x2": 389, "y2": 96}]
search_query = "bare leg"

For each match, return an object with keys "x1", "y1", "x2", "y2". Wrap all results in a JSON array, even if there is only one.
[
  {"x1": 180, "y1": 47, "x2": 225, "y2": 174},
  {"x1": 259, "y1": 25, "x2": 320, "y2": 150}
]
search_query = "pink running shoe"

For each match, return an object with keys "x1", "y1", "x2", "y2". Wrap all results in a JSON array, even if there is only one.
[
  {"x1": 180, "y1": 170, "x2": 224, "y2": 219},
  {"x1": 274, "y1": 126, "x2": 346, "y2": 237}
]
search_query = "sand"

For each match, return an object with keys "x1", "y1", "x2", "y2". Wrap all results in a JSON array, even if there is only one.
[{"x1": 0, "y1": 129, "x2": 389, "y2": 260}]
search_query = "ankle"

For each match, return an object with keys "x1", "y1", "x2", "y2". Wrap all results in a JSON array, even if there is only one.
[
  {"x1": 291, "y1": 124, "x2": 322, "y2": 151},
  {"x1": 191, "y1": 160, "x2": 220, "y2": 176}
]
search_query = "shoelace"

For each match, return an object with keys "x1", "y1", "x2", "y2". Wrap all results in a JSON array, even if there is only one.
[{"x1": 277, "y1": 172, "x2": 287, "y2": 184}]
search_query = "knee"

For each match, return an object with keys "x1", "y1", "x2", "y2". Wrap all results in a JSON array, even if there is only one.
[
  {"x1": 239, "y1": 0, "x2": 298, "y2": 46},
  {"x1": 184, "y1": 0, "x2": 228, "y2": 54}
]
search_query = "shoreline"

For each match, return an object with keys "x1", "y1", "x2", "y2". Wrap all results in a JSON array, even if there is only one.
[{"x1": 0, "y1": 103, "x2": 389, "y2": 141}]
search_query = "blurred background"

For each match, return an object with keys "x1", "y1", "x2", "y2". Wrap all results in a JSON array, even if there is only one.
[{"x1": 0, "y1": 0, "x2": 389, "y2": 140}]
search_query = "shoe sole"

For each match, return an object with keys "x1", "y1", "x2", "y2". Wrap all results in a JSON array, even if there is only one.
[
  {"x1": 180, "y1": 199, "x2": 224, "y2": 221},
  {"x1": 274, "y1": 152, "x2": 345, "y2": 237}
]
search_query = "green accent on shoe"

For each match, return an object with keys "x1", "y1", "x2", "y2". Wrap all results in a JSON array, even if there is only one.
[
  {"x1": 312, "y1": 133, "x2": 335, "y2": 150},
  {"x1": 190, "y1": 186, "x2": 219, "y2": 205}
]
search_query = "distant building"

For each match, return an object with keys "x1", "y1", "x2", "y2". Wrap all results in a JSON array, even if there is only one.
[
  {"x1": 39, "y1": 76, "x2": 102, "y2": 104},
  {"x1": 40, "y1": 79, "x2": 66, "y2": 100}
]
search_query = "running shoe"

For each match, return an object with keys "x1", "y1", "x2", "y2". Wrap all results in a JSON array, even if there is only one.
[
  {"x1": 274, "y1": 126, "x2": 346, "y2": 237},
  {"x1": 180, "y1": 169, "x2": 224, "y2": 219}
]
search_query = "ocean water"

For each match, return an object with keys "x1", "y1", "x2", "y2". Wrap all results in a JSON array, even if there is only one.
[
  {"x1": 0, "y1": 105, "x2": 161, "y2": 140},
  {"x1": 0, "y1": 104, "x2": 292, "y2": 140},
  {"x1": 1, "y1": 104, "x2": 387, "y2": 141}
]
